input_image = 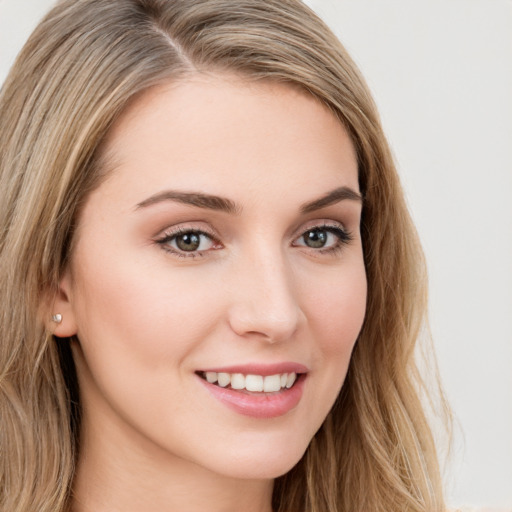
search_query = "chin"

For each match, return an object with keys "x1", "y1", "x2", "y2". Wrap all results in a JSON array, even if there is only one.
[{"x1": 200, "y1": 435, "x2": 311, "y2": 481}]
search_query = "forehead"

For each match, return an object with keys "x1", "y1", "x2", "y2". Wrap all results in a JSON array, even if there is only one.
[{"x1": 95, "y1": 73, "x2": 359, "y2": 209}]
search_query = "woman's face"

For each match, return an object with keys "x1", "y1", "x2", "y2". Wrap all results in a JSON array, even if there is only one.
[{"x1": 58, "y1": 75, "x2": 367, "y2": 480}]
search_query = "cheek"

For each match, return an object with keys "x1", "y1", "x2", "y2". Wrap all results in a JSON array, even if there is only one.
[
  {"x1": 302, "y1": 261, "x2": 366, "y2": 404},
  {"x1": 279, "y1": 261, "x2": 366, "y2": 449},
  {"x1": 305, "y1": 264, "x2": 367, "y2": 353},
  {"x1": 71, "y1": 249, "x2": 223, "y2": 366},
  {"x1": 68, "y1": 253, "x2": 227, "y2": 435}
]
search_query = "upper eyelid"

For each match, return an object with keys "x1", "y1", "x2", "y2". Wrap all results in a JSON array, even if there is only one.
[
  {"x1": 155, "y1": 227, "x2": 221, "y2": 259},
  {"x1": 293, "y1": 224, "x2": 352, "y2": 242},
  {"x1": 292, "y1": 219, "x2": 348, "y2": 237},
  {"x1": 154, "y1": 219, "x2": 349, "y2": 239},
  {"x1": 154, "y1": 226, "x2": 220, "y2": 253},
  {"x1": 155, "y1": 223, "x2": 219, "y2": 241}
]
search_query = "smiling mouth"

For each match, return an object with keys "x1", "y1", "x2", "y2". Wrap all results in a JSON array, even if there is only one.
[{"x1": 197, "y1": 371, "x2": 300, "y2": 393}]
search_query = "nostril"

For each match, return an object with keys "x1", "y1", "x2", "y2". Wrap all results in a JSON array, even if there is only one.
[
  {"x1": 226, "y1": 259, "x2": 304, "y2": 341},
  {"x1": 228, "y1": 306, "x2": 303, "y2": 343}
]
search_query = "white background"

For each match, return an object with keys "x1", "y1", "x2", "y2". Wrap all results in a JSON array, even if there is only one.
[{"x1": 1, "y1": 0, "x2": 511, "y2": 509}]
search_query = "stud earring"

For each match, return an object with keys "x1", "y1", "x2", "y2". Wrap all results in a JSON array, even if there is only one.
[{"x1": 52, "y1": 314, "x2": 63, "y2": 324}]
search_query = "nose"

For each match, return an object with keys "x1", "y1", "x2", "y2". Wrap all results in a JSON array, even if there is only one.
[{"x1": 227, "y1": 248, "x2": 304, "y2": 343}]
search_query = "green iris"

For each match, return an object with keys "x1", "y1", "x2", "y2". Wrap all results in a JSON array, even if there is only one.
[{"x1": 303, "y1": 229, "x2": 328, "y2": 248}]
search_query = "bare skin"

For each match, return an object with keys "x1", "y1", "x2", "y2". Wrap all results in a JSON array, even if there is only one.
[{"x1": 54, "y1": 74, "x2": 366, "y2": 512}]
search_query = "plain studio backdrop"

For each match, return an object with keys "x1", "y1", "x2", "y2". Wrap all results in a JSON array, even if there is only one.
[{"x1": 1, "y1": 0, "x2": 511, "y2": 509}]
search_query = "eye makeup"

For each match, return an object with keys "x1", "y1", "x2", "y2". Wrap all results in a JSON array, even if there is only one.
[
  {"x1": 154, "y1": 220, "x2": 353, "y2": 260},
  {"x1": 155, "y1": 226, "x2": 222, "y2": 258},
  {"x1": 293, "y1": 224, "x2": 353, "y2": 256}
]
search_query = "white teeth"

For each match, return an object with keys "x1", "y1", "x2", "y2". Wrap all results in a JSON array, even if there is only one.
[
  {"x1": 205, "y1": 372, "x2": 218, "y2": 383},
  {"x1": 286, "y1": 373, "x2": 297, "y2": 389},
  {"x1": 217, "y1": 372, "x2": 230, "y2": 387},
  {"x1": 245, "y1": 374, "x2": 264, "y2": 392},
  {"x1": 263, "y1": 374, "x2": 282, "y2": 392},
  {"x1": 201, "y1": 371, "x2": 299, "y2": 392},
  {"x1": 230, "y1": 373, "x2": 245, "y2": 390}
]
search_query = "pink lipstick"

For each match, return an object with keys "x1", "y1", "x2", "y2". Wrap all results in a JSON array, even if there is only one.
[{"x1": 196, "y1": 363, "x2": 307, "y2": 419}]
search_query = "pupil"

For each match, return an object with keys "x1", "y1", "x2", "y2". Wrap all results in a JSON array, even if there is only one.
[
  {"x1": 305, "y1": 229, "x2": 327, "y2": 248},
  {"x1": 176, "y1": 232, "x2": 200, "y2": 251}
]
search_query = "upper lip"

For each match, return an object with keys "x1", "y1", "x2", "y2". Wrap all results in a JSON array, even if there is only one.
[{"x1": 197, "y1": 362, "x2": 309, "y2": 376}]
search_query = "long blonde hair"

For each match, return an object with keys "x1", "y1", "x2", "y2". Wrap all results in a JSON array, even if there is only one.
[{"x1": 0, "y1": 1, "x2": 449, "y2": 510}]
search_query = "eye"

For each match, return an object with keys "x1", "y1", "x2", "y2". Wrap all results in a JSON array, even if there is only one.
[
  {"x1": 156, "y1": 228, "x2": 219, "y2": 257},
  {"x1": 293, "y1": 225, "x2": 352, "y2": 252}
]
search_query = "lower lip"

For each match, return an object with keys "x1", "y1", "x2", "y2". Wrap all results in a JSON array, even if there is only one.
[{"x1": 197, "y1": 375, "x2": 306, "y2": 419}]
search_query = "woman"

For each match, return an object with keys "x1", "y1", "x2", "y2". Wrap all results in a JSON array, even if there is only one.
[{"x1": 0, "y1": 0, "x2": 449, "y2": 511}]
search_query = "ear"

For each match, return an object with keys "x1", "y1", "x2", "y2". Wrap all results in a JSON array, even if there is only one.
[{"x1": 45, "y1": 270, "x2": 78, "y2": 338}]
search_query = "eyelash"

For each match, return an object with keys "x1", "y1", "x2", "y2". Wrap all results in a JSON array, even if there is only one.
[
  {"x1": 293, "y1": 225, "x2": 353, "y2": 256},
  {"x1": 155, "y1": 224, "x2": 353, "y2": 259},
  {"x1": 155, "y1": 227, "x2": 220, "y2": 259}
]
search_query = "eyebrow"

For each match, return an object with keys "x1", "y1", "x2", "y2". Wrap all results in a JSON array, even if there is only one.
[
  {"x1": 135, "y1": 185, "x2": 362, "y2": 214},
  {"x1": 300, "y1": 186, "x2": 363, "y2": 213},
  {"x1": 135, "y1": 190, "x2": 241, "y2": 214}
]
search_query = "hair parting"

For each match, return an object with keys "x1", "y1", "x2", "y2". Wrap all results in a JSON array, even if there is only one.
[{"x1": 0, "y1": 1, "x2": 450, "y2": 511}]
